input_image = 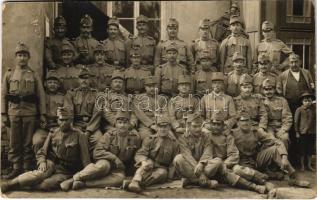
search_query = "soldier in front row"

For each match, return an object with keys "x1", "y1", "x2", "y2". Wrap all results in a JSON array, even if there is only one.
[
  {"x1": 2, "y1": 42, "x2": 46, "y2": 179},
  {"x1": 1, "y1": 107, "x2": 91, "y2": 192}
]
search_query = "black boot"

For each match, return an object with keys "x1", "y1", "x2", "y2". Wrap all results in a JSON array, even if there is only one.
[
  {"x1": 2, "y1": 169, "x2": 22, "y2": 180},
  {"x1": 236, "y1": 177, "x2": 267, "y2": 194}
]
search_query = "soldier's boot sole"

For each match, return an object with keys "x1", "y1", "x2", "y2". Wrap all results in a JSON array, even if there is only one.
[{"x1": 128, "y1": 181, "x2": 142, "y2": 193}]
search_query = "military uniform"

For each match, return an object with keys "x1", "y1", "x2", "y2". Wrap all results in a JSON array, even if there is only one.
[
  {"x1": 233, "y1": 74, "x2": 268, "y2": 130},
  {"x1": 154, "y1": 18, "x2": 194, "y2": 71},
  {"x1": 1, "y1": 42, "x2": 46, "y2": 175},
  {"x1": 74, "y1": 14, "x2": 99, "y2": 65},
  {"x1": 253, "y1": 72, "x2": 277, "y2": 94},
  {"x1": 220, "y1": 16, "x2": 252, "y2": 74},
  {"x1": 103, "y1": 17, "x2": 128, "y2": 69}
]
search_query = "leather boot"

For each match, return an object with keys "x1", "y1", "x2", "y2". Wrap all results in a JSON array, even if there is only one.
[
  {"x1": 60, "y1": 178, "x2": 74, "y2": 191},
  {"x1": 72, "y1": 180, "x2": 85, "y2": 190},
  {"x1": 128, "y1": 180, "x2": 142, "y2": 193}
]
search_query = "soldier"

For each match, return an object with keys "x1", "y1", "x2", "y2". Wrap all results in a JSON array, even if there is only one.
[
  {"x1": 191, "y1": 18, "x2": 219, "y2": 68},
  {"x1": 154, "y1": 18, "x2": 194, "y2": 72},
  {"x1": 126, "y1": 116, "x2": 179, "y2": 193},
  {"x1": 155, "y1": 42, "x2": 188, "y2": 97},
  {"x1": 231, "y1": 112, "x2": 310, "y2": 188},
  {"x1": 255, "y1": 21, "x2": 293, "y2": 75},
  {"x1": 124, "y1": 47, "x2": 152, "y2": 94},
  {"x1": 74, "y1": 14, "x2": 99, "y2": 65},
  {"x1": 226, "y1": 52, "x2": 247, "y2": 97},
  {"x1": 63, "y1": 67, "x2": 101, "y2": 152},
  {"x1": 45, "y1": 16, "x2": 70, "y2": 70},
  {"x1": 32, "y1": 71, "x2": 65, "y2": 154},
  {"x1": 168, "y1": 75, "x2": 200, "y2": 137},
  {"x1": 126, "y1": 15, "x2": 156, "y2": 71},
  {"x1": 103, "y1": 17, "x2": 128, "y2": 70},
  {"x1": 194, "y1": 50, "x2": 217, "y2": 97},
  {"x1": 89, "y1": 43, "x2": 116, "y2": 91},
  {"x1": 133, "y1": 76, "x2": 167, "y2": 139},
  {"x1": 1, "y1": 42, "x2": 46, "y2": 179},
  {"x1": 55, "y1": 40, "x2": 81, "y2": 91},
  {"x1": 220, "y1": 15, "x2": 252, "y2": 74},
  {"x1": 200, "y1": 72, "x2": 237, "y2": 130},
  {"x1": 253, "y1": 54, "x2": 278, "y2": 94},
  {"x1": 234, "y1": 74, "x2": 268, "y2": 131},
  {"x1": 262, "y1": 78, "x2": 292, "y2": 150},
  {"x1": 60, "y1": 112, "x2": 141, "y2": 191},
  {"x1": 1, "y1": 107, "x2": 91, "y2": 192}
]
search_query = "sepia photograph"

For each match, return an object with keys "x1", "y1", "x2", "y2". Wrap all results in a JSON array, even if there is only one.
[{"x1": 0, "y1": 0, "x2": 316, "y2": 198}]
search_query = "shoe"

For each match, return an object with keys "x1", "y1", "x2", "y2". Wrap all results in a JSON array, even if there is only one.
[
  {"x1": 60, "y1": 178, "x2": 74, "y2": 191},
  {"x1": 122, "y1": 180, "x2": 131, "y2": 190},
  {"x1": 128, "y1": 180, "x2": 142, "y2": 193},
  {"x1": 207, "y1": 180, "x2": 219, "y2": 189},
  {"x1": 181, "y1": 178, "x2": 191, "y2": 188},
  {"x1": 288, "y1": 179, "x2": 310, "y2": 188},
  {"x1": 264, "y1": 182, "x2": 275, "y2": 192},
  {"x1": 2, "y1": 169, "x2": 22, "y2": 180},
  {"x1": 254, "y1": 185, "x2": 267, "y2": 194},
  {"x1": 72, "y1": 180, "x2": 85, "y2": 190}
]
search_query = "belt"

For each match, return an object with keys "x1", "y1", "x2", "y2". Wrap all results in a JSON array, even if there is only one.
[
  {"x1": 6, "y1": 94, "x2": 38, "y2": 104},
  {"x1": 74, "y1": 115, "x2": 91, "y2": 123}
]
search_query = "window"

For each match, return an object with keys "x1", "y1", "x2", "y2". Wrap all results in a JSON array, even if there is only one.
[
  {"x1": 287, "y1": 39, "x2": 311, "y2": 69},
  {"x1": 107, "y1": 1, "x2": 161, "y2": 42},
  {"x1": 286, "y1": 0, "x2": 312, "y2": 23}
]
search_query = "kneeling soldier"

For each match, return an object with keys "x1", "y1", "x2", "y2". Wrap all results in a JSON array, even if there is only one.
[
  {"x1": 1, "y1": 107, "x2": 91, "y2": 192},
  {"x1": 126, "y1": 116, "x2": 179, "y2": 193},
  {"x1": 60, "y1": 112, "x2": 141, "y2": 190}
]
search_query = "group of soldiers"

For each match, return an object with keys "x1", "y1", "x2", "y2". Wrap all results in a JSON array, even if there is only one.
[{"x1": 1, "y1": 10, "x2": 315, "y2": 195}]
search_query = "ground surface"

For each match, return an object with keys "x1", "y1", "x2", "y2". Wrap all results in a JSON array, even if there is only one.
[{"x1": 2, "y1": 170, "x2": 316, "y2": 199}]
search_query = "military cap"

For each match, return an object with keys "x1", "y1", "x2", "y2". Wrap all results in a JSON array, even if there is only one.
[
  {"x1": 54, "y1": 16, "x2": 67, "y2": 27},
  {"x1": 136, "y1": 15, "x2": 149, "y2": 24},
  {"x1": 289, "y1": 53, "x2": 300, "y2": 61},
  {"x1": 166, "y1": 42, "x2": 178, "y2": 52},
  {"x1": 232, "y1": 52, "x2": 245, "y2": 61},
  {"x1": 239, "y1": 74, "x2": 253, "y2": 86},
  {"x1": 210, "y1": 111, "x2": 225, "y2": 123},
  {"x1": 94, "y1": 44, "x2": 105, "y2": 53},
  {"x1": 15, "y1": 42, "x2": 30, "y2": 55},
  {"x1": 80, "y1": 14, "x2": 93, "y2": 27},
  {"x1": 178, "y1": 75, "x2": 191, "y2": 84},
  {"x1": 79, "y1": 66, "x2": 93, "y2": 79},
  {"x1": 111, "y1": 70, "x2": 124, "y2": 81},
  {"x1": 57, "y1": 106, "x2": 73, "y2": 120},
  {"x1": 144, "y1": 76, "x2": 158, "y2": 85},
  {"x1": 231, "y1": 2, "x2": 239, "y2": 9},
  {"x1": 239, "y1": 109, "x2": 250, "y2": 121},
  {"x1": 115, "y1": 111, "x2": 130, "y2": 121},
  {"x1": 199, "y1": 50, "x2": 212, "y2": 60},
  {"x1": 167, "y1": 18, "x2": 179, "y2": 27},
  {"x1": 261, "y1": 21, "x2": 274, "y2": 31},
  {"x1": 211, "y1": 72, "x2": 226, "y2": 81},
  {"x1": 108, "y1": 17, "x2": 119, "y2": 27},
  {"x1": 61, "y1": 40, "x2": 75, "y2": 53},
  {"x1": 230, "y1": 15, "x2": 244, "y2": 26},
  {"x1": 46, "y1": 70, "x2": 60, "y2": 81},
  {"x1": 199, "y1": 18, "x2": 210, "y2": 29},
  {"x1": 257, "y1": 53, "x2": 270, "y2": 63},
  {"x1": 156, "y1": 116, "x2": 170, "y2": 126},
  {"x1": 299, "y1": 91, "x2": 315, "y2": 102},
  {"x1": 262, "y1": 77, "x2": 276, "y2": 88},
  {"x1": 186, "y1": 114, "x2": 203, "y2": 124}
]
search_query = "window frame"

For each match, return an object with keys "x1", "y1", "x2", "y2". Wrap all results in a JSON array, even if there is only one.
[
  {"x1": 286, "y1": 39, "x2": 311, "y2": 69},
  {"x1": 286, "y1": 0, "x2": 312, "y2": 24}
]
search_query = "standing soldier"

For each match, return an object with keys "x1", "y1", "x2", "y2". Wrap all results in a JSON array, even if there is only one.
[
  {"x1": 55, "y1": 40, "x2": 81, "y2": 91},
  {"x1": 45, "y1": 16, "x2": 70, "y2": 70},
  {"x1": 154, "y1": 18, "x2": 194, "y2": 72},
  {"x1": 2, "y1": 42, "x2": 46, "y2": 179},
  {"x1": 133, "y1": 76, "x2": 167, "y2": 139},
  {"x1": 255, "y1": 21, "x2": 293, "y2": 75},
  {"x1": 191, "y1": 18, "x2": 219, "y2": 69},
  {"x1": 74, "y1": 14, "x2": 99, "y2": 65},
  {"x1": 1, "y1": 107, "x2": 91, "y2": 192},
  {"x1": 125, "y1": 47, "x2": 152, "y2": 94},
  {"x1": 262, "y1": 78, "x2": 292, "y2": 150},
  {"x1": 60, "y1": 112, "x2": 141, "y2": 191},
  {"x1": 155, "y1": 42, "x2": 188, "y2": 97},
  {"x1": 89, "y1": 43, "x2": 116, "y2": 91},
  {"x1": 168, "y1": 75, "x2": 200, "y2": 137},
  {"x1": 103, "y1": 17, "x2": 128, "y2": 70},
  {"x1": 126, "y1": 15, "x2": 156, "y2": 72},
  {"x1": 220, "y1": 15, "x2": 252, "y2": 74},
  {"x1": 226, "y1": 52, "x2": 247, "y2": 97},
  {"x1": 200, "y1": 72, "x2": 237, "y2": 130},
  {"x1": 194, "y1": 50, "x2": 217, "y2": 98},
  {"x1": 126, "y1": 116, "x2": 179, "y2": 193},
  {"x1": 234, "y1": 74, "x2": 268, "y2": 131},
  {"x1": 253, "y1": 54, "x2": 278, "y2": 94},
  {"x1": 32, "y1": 71, "x2": 65, "y2": 154}
]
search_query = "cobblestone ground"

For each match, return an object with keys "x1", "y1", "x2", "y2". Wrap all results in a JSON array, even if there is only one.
[{"x1": 2, "y1": 171, "x2": 316, "y2": 198}]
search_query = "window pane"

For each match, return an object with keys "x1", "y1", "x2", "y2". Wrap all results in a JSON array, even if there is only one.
[
  {"x1": 119, "y1": 19, "x2": 134, "y2": 35},
  {"x1": 292, "y1": 45, "x2": 303, "y2": 58},
  {"x1": 140, "y1": 2, "x2": 160, "y2": 18},
  {"x1": 304, "y1": 45, "x2": 310, "y2": 68},
  {"x1": 113, "y1": 1, "x2": 134, "y2": 18},
  {"x1": 293, "y1": 0, "x2": 304, "y2": 16},
  {"x1": 148, "y1": 20, "x2": 161, "y2": 43}
]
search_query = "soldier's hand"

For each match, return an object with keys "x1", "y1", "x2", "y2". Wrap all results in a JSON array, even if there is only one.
[
  {"x1": 142, "y1": 160, "x2": 154, "y2": 171},
  {"x1": 115, "y1": 159, "x2": 125, "y2": 170},
  {"x1": 175, "y1": 127, "x2": 186, "y2": 134},
  {"x1": 194, "y1": 163, "x2": 204, "y2": 176},
  {"x1": 38, "y1": 162, "x2": 47, "y2": 172},
  {"x1": 2, "y1": 114, "x2": 10, "y2": 127},
  {"x1": 281, "y1": 155, "x2": 289, "y2": 171},
  {"x1": 40, "y1": 115, "x2": 47, "y2": 129}
]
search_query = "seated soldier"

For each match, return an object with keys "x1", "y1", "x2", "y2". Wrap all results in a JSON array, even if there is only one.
[
  {"x1": 125, "y1": 116, "x2": 179, "y2": 193},
  {"x1": 60, "y1": 112, "x2": 141, "y2": 191},
  {"x1": 1, "y1": 107, "x2": 91, "y2": 193},
  {"x1": 231, "y1": 111, "x2": 310, "y2": 188}
]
